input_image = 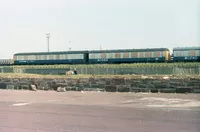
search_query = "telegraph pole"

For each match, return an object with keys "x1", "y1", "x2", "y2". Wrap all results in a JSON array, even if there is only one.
[{"x1": 46, "y1": 33, "x2": 50, "y2": 52}]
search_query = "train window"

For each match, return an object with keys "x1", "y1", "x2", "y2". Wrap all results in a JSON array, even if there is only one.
[
  {"x1": 67, "y1": 54, "x2": 75, "y2": 59},
  {"x1": 119, "y1": 53, "x2": 122, "y2": 58},
  {"x1": 74, "y1": 54, "x2": 80, "y2": 59},
  {"x1": 107, "y1": 53, "x2": 111, "y2": 58},
  {"x1": 41, "y1": 55, "x2": 44, "y2": 60},
  {"x1": 155, "y1": 52, "x2": 160, "y2": 57},
  {"x1": 24, "y1": 55, "x2": 28, "y2": 60},
  {"x1": 37, "y1": 55, "x2": 40, "y2": 60},
  {"x1": 180, "y1": 51, "x2": 183, "y2": 56},
  {"x1": 22, "y1": 56, "x2": 25, "y2": 60},
  {"x1": 31, "y1": 55, "x2": 34, "y2": 60},
  {"x1": 100, "y1": 53, "x2": 106, "y2": 59},
  {"x1": 189, "y1": 50, "x2": 195, "y2": 56},
  {"x1": 46, "y1": 55, "x2": 49, "y2": 60},
  {"x1": 143, "y1": 52, "x2": 145, "y2": 58},
  {"x1": 196, "y1": 50, "x2": 200, "y2": 56},
  {"x1": 173, "y1": 51, "x2": 178, "y2": 57},
  {"x1": 27, "y1": 56, "x2": 29, "y2": 60},
  {"x1": 123, "y1": 52, "x2": 129, "y2": 58},
  {"x1": 38, "y1": 55, "x2": 41, "y2": 60},
  {"x1": 89, "y1": 54, "x2": 94, "y2": 59},
  {"x1": 49, "y1": 55, "x2": 53, "y2": 60},
  {"x1": 159, "y1": 52, "x2": 162, "y2": 57},
  {"x1": 27, "y1": 55, "x2": 33, "y2": 60},
  {"x1": 150, "y1": 52, "x2": 154, "y2": 58},
  {"x1": 131, "y1": 52, "x2": 137, "y2": 58},
  {"x1": 137, "y1": 52, "x2": 140, "y2": 58},
  {"x1": 109, "y1": 53, "x2": 114, "y2": 58},
  {"x1": 106, "y1": 53, "x2": 110, "y2": 59},
  {"x1": 146, "y1": 52, "x2": 150, "y2": 58},
  {"x1": 17, "y1": 56, "x2": 24, "y2": 60},
  {"x1": 114, "y1": 53, "x2": 120, "y2": 58},
  {"x1": 129, "y1": 52, "x2": 131, "y2": 58},
  {"x1": 59, "y1": 54, "x2": 65, "y2": 60},
  {"x1": 52, "y1": 55, "x2": 56, "y2": 60},
  {"x1": 94, "y1": 53, "x2": 100, "y2": 59},
  {"x1": 54, "y1": 55, "x2": 59, "y2": 60},
  {"x1": 183, "y1": 51, "x2": 188, "y2": 56},
  {"x1": 140, "y1": 52, "x2": 143, "y2": 58},
  {"x1": 64, "y1": 54, "x2": 68, "y2": 59}
]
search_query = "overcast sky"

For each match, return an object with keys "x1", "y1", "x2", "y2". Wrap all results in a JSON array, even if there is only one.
[{"x1": 0, "y1": 0, "x2": 199, "y2": 58}]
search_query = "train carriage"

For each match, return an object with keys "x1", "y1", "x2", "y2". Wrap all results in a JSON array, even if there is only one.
[
  {"x1": 13, "y1": 51, "x2": 89, "y2": 65},
  {"x1": 0, "y1": 59, "x2": 13, "y2": 66},
  {"x1": 173, "y1": 47, "x2": 200, "y2": 62},
  {"x1": 88, "y1": 48, "x2": 169, "y2": 64}
]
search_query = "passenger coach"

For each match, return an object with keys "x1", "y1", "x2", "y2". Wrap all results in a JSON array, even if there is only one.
[
  {"x1": 13, "y1": 51, "x2": 89, "y2": 65},
  {"x1": 88, "y1": 48, "x2": 170, "y2": 64},
  {"x1": 173, "y1": 47, "x2": 200, "y2": 62}
]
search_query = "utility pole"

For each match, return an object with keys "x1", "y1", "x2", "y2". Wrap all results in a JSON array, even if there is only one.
[{"x1": 46, "y1": 33, "x2": 50, "y2": 52}]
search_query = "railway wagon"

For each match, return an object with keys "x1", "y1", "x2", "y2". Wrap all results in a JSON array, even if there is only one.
[
  {"x1": 173, "y1": 47, "x2": 200, "y2": 62},
  {"x1": 0, "y1": 59, "x2": 13, "y2": 66},
  {"x1": 13, "y1": 51, "x2": 89, "y2": 65},
  {"x1": 88, "y1": 48, "x2": 170, "y2": 64}
]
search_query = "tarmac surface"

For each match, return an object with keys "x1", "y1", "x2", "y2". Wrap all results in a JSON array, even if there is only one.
[{"x1": 0, "y1": 90, "x2": 199, "y2": 132}]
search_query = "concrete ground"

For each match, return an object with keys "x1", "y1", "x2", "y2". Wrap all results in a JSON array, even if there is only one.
[{"x1": 0, "y1": 90, "x2": 199, "y2": 132}]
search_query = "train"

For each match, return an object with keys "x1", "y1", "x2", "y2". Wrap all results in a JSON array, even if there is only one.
[{"x1": 0, "y1": 46, "x2": 200, "y2": 66}]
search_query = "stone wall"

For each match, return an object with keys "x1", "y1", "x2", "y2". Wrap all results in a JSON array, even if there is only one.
[{"x1": 1, "y1": 76, "x2": 200, "y2": 93}]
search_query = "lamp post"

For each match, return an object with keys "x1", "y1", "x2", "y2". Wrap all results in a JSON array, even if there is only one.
[{"x1": 46, "y1": 33, "x2": 50, "y2": 52}]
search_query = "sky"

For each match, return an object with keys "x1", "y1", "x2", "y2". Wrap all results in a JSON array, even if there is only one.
[{"x1": 0, "y1": 0, "x2": 199, "y2": 58}]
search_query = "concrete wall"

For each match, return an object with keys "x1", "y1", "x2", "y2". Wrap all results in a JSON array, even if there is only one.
[{"x1": 1, "y1": 76, "x2": 200, "y2": 93}]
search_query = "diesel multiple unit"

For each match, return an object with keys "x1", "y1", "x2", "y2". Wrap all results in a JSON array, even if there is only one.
[{"x1": 0, "y1": 46, "x2": 199, "y2": 65}]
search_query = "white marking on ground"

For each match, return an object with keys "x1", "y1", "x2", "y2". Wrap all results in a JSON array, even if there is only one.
[
  {"x1": 12, "y1": 102, "x2": 32, "y2": 106},
  {"x1": 121, "y1": 100, "x2": 134, "y2": 103},
  {"x1": 139, "y1": 97, "x2": 200, "y2": 108},
  {"x1": 140, "y1": 97, "x2": 194, "y2": 102}
]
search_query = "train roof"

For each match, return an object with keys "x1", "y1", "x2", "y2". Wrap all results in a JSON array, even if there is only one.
[
  {"x1": 14, "y1": 50, "x2": 89, "y2": 56},
  {"x1": 173, "y1": 46, "x2": 200, "y2": 51},
  {"x1": 14, "y1": 48, "x2": 169, "y2": 56},
  {"x1": 88, "y1": 48, "x2": 169, "y2": 53}
]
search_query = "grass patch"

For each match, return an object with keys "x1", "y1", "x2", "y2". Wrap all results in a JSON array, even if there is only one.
[
  {"x1": 0, "y1": 73, "x2": 199, "y2": 79},
  {"x1": 0, "y1": 62, "x2": 198, "y2": 69}
]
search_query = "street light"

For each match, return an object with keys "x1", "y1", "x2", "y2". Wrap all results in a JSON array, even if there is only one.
[{"x1": 46, "y1": 33, "x2": 50, "y2": 52}]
